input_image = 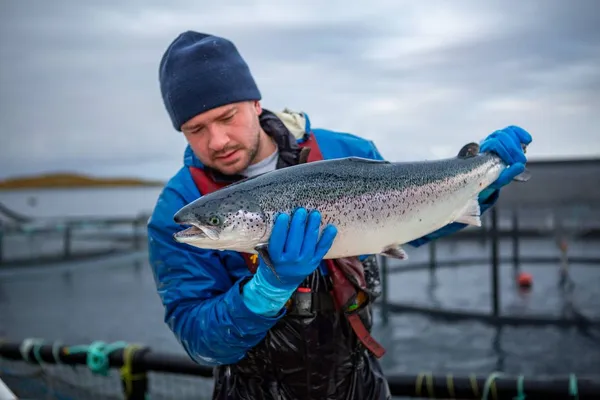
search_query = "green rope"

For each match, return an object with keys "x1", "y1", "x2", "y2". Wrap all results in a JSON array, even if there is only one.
[
  {"x1": 65, "y1": 340, "x2": 128, "y2": 376},
  {"x1": 569, "y1": 374, "x2": 579, "y2": 399},
  {"x1": 514, "y1": 375, "x2": 526, "y2": 400},
  {"x1": 482, "y1": 372, "x2": 527, "y2": 400},
  {"x1": 481, "y1": 372, "x2": 580, "y2": 400},
  {"x1": 32, "y1": 340, "x2": 44, "y2": 364}
]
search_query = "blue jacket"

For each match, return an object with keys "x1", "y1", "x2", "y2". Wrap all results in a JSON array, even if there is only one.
[{"x1": 147, "y1": 109, "x2": 499, "y2": 366}]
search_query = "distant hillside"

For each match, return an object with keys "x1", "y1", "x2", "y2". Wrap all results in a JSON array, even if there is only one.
[{"x1": 0, "y1": 172, "x2": 165, "y2": 190}]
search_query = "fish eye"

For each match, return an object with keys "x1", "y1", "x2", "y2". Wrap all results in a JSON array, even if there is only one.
[{"x1": 207, "y1": 215, "x2": 221, "y2": 226}]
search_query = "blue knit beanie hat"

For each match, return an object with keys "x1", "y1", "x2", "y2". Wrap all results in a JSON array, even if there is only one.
[{"x1": 159, "y1": 31, "x2": 262, "y2": 131}]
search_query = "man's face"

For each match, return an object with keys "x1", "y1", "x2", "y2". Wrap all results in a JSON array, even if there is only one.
[{"x1": 181, "y1": 101, "x2": 262, "y2": 176}]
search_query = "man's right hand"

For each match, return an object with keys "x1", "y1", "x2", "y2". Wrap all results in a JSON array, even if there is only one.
[{"x1": 241, "y1": 207, "x2": 338, "y2": 316}]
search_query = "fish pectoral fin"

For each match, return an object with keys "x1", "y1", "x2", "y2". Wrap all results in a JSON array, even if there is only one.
[
  {"x1": 512, "y1": 168, "x2": 531, "y2": 182},
  {"x1": 380, "y1": 244, "x2": 408, "y2": 260},
  {"x1": 457, "y1": 142, "x2": 480, "y2": 159},
  {"x1": 254, "y1": 243, "x2": 282, "y2": 282},
  {"x1": 511, "y1": 143, "x2": 531, "y2": 182},
  {"x1": 454, "y1": 197, "x2": 482, "y2": 226}
]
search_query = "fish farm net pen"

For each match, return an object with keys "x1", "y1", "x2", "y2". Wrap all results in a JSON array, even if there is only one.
[{"x1": 1, "y1": 339, "x2": 599, "y2": 400}]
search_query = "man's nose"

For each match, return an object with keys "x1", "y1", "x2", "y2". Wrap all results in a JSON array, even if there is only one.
[{"x1": 208, "y1": 127, "x2": 229, "y2": 151}]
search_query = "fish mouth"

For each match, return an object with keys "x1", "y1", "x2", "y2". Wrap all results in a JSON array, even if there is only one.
[{"x1": 173, "y1": 223, "x2": 219, "y2": 242}]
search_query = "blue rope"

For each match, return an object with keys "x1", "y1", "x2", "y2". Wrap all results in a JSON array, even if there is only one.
[{"x1": 65, "y1": 340, "x2": 128, "y2": 376}]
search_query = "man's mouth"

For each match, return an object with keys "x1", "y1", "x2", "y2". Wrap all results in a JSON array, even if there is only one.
[{"x1": 215, "y1": 149, "x2": 239, "y2": 160}]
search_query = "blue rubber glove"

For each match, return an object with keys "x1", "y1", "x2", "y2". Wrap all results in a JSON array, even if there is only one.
[
  {"x1": 242, "y1": 208, "x2": 338, "y2": 316},
  {"x1": 480, "y1": 125, "x2": 533, "y2": 190}
]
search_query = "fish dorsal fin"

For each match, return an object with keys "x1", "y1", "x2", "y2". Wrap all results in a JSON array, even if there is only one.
[
  {"x1": 457, "y1": 142, "x2": 480, "y2": 159},
  {"x1": 513, "y1": 168, "x2": 532, "y2": 182},
  {"x1": 345, "y1": 157, "x2": 391, "y2": 164}
]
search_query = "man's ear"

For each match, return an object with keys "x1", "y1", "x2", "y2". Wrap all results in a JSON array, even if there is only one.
[{"x1": 253, "y1": 100, "x2": 262, "y2": 115}]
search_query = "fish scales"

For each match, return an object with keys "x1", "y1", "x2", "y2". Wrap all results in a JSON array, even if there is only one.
[{"x1": 241, "y1": 155, "x2": 502, "y2": 257}]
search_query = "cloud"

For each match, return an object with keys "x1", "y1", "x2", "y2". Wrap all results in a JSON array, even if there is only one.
[{"x1": 1, "y1": 0, "x2": 599, "y2": 181}]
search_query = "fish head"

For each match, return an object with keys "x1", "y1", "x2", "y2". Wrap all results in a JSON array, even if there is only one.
[{"x1": 172, "y1": 192, "x2": 268, "y2": 251}]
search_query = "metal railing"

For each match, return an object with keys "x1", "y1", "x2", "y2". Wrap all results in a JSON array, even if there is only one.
[{"x1": 1, "y1": 339, "x2": 598, "y2": 399}]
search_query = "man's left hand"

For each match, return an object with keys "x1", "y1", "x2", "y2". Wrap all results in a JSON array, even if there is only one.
[{"x1": 480, "y1": 125, "x2": 533, "y2": 190}]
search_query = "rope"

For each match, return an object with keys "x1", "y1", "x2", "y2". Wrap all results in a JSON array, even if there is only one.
[
  {"x1": 569, "y1": 374, "x2": 579, "y2": 399},
  {"x1": 64, "y1": 340, "x2": 128, "y2": 376},
  {"x1": 514, "y1": 375, "x2": 526, "y2": 400},
  {"x1": 482, "y1": 372, "x2": 501, "y2": 400},
  {"x1": 426, "y1": 373, "x2": 434, "y2": 398},
  {"x1": 18, "y1": 338, "x2": 45, "y2": 364},
  {"x1": 14, "y1": 339, "x2": 150, "y2": 397},
  {"x1": 480, "y1": 371, "x2": 579, "y2": 400},
  {"x1": 446, "y1": 373, "x2": 456, "y2": 398},
  {"x1": 482, "y1": 372, "x2": 528, "y2": 400},
  {"x1": 51, "y1": 341, "x2": 63, "y2": 364},
  {"x1": 414, "y1": 372, "x2": 435, "y2": 398},
  {"x1": 415, "y1": 372, "x2": 424, "y2": 397},
  {"x1": 8, "y1": 341, "x2": 582, "y2": 400},
  {"x1": 119, "y1": 344, "x2": 148, "y2": 398},
  {"x1": 469, "y1": 374, "x2": 480, "y2": 398}
]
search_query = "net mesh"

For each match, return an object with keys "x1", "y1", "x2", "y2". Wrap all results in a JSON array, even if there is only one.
[{"x1": 0, "y1": 358, "x2": 213, "y2": 400}]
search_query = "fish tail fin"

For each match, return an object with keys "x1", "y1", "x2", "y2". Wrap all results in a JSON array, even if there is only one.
[
  {"x1": 255, "y1": 243, "x2": 282, "y2": 282},
  {"x1": 513, "y1": 142, "x2": 532, "y2": 182},
  {"x1": 459, "y1": 141, "x2": 532, "y2": 182}
]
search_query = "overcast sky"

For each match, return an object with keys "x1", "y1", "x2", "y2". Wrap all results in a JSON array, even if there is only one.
[{"x1": 1, "y1": 0, "x2": 599, "y2": 181}]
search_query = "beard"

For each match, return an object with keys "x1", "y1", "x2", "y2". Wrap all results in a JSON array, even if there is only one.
[{"x1": 210, "y1": 126, "x2": 262, "y2": 175}]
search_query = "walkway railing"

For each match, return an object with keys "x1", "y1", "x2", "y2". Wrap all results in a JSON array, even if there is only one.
[
  {"x1": 377, "y1": 206, "x2": 600, "y2": 330},
  {"x1": 1, "y1": 339, "x2": 599, "y2": 399},
  {"x1": 0, "y1": 213, "x2": 150, "y2": 267}
]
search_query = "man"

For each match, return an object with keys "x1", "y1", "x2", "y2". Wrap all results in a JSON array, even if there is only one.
[{"x1": 148, "y1": 31, "x2": 532, "y2": 400}]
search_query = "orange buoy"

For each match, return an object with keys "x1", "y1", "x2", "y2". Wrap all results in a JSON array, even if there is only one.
[
  {"x1": 558, "y1": 238, "x2": 568, "y2": 252},
  {"x1": 517, "y1": 272, "x2": 533, "y2": 288}
]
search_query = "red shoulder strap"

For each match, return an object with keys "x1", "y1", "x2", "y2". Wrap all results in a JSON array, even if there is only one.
[
  {"x1": 298, "y1": 132, "x2": 324, "y2": 162},
  {"x1": 325, "y1": 259, "x2": 386, "y2": 358},
  {"x1": 189, "y1": 166, "x2": 228, "y2": 195}
]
